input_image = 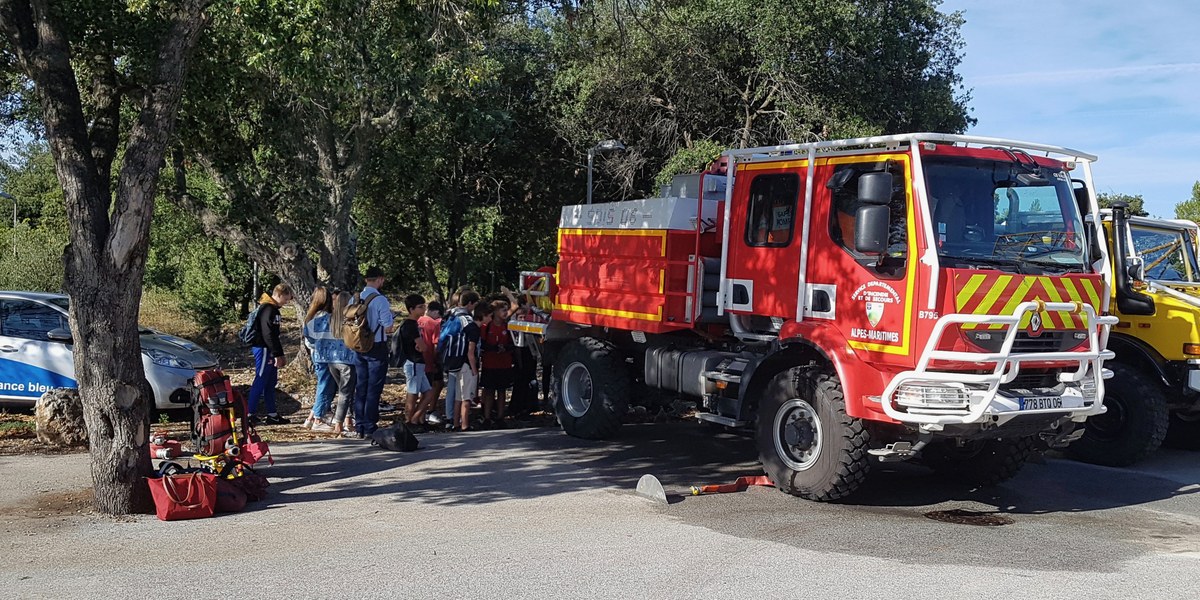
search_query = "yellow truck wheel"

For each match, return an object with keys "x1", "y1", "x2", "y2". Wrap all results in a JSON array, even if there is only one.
[{"x1": 1065, "y1": 362, "x2": 1168, "y2": 467}]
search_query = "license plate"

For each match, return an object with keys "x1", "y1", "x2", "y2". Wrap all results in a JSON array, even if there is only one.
[{"x1": 1020, "y1": 397, "x2": 1065, "y2": 411}]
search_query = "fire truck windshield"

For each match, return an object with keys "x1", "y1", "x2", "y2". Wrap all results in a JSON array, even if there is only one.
[{"x1": 923, "y1": 156, "x2": 1088, "y2": 274}]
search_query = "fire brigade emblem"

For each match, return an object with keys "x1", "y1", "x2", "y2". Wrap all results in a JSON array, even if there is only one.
[
  {"x1": 1028, "y1": 312, "x2": 1043, "y2": 337},
  {"x1": 866, "y1": 302, "x2": 884, "y2": 328}
]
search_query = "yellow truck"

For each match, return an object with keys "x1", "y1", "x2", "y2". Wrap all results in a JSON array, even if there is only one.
[{"x1": 1066, "y1": 202, "x2": 1200, "y2": 465}]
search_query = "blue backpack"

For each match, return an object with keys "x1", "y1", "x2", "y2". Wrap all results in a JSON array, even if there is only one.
[
  {"x1": 438, "y1": 309, "x2": 472, "y2": 370},
  {"x1": 238, "y1": 306, "x2": 262, "y2": 345}
]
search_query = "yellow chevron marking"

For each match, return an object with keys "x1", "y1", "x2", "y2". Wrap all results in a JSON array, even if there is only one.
[
  {"x1": 1079, "y1": 279, "x2": 1101, "y2": 309},
  {"x1": 955, "y1": 274, "x2": 988, "y2": 310},
  {"x1": 1061, "y1": 278, "x2": 1090, "y2": 326},
  {"x1": 993, "y1": 277, "x2": 1036, "y2": 330},
  {"x1": 1038, "y1": 276, "x2": 1075, "y2": 328}
]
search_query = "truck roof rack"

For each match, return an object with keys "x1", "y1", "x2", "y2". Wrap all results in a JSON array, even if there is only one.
[{"x1": 725, "y1": 132, "x2": 1098, "y2": 163}]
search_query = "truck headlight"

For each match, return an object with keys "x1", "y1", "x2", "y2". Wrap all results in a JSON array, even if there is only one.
[
  {"x1": 895, "y1": 383, "x2": 970, "y2": 409},
  {"x1": 144, "y1": 349, "x2": 193, "y2": 370}
]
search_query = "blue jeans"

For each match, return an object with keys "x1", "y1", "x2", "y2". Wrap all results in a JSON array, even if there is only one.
[
  {"x1": 353, "y1": 344, "x2": 389, "y2": 434},
  {"x1": 445, "y1": 369, "x2": 460, "y2": 420},
  {"x1": 313, "y1": 361, "x2": 334, "y2": 418},
  {"x1": 248, "y1": 347, "x2": 278, "y2": 415}
]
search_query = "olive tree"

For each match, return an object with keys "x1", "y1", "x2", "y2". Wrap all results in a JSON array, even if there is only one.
[{"x1": 0, "y1": 0, "x2": 212, "y2": 514}]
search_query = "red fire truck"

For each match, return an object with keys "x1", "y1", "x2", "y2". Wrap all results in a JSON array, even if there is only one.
[{"x1": 510, "y1": 133, "x2": 1118, "y2": 501}]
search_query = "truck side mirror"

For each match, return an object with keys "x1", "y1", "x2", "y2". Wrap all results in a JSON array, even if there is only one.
[
  {"x1": 1073, "y1": 181, "x2": 1104, "y2": 261},
  {"x1": 855, "y1": 205, "x2": 890, "y2": 254},
  {"x1": 857, "y1": 172, "x2": 894, "y2": 206},
  {"x1": 1127, "y1": 255, "x2": 1145, "y2": 282}
]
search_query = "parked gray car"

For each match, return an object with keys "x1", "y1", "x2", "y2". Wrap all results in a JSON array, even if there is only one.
[{"x1": 0, "y1": 291, "x2": 217, "y2": 409}]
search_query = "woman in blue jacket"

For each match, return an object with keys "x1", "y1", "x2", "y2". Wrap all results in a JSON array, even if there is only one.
[{"x1": 303, "y1": 287, "x2": 359, "y2": 434}]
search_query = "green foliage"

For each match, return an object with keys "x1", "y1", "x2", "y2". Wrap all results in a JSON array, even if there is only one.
[
  {"x1": 654, "y1": 141, "x2": 726, "y2": 190},
  {"x1": 0, "y1": 142, "x2": 67, "y2": 291},
  {"x1": 0, "y1": 224, "x2": 66, "y2": 291},
  {"x1": 146, "y1": 186, "x2": 252, "y2": 331},
  {"x1": 6, "y1": 0, "x2": 978, "y2": 322},
  {"x1": 1098, "y1": 192, "x2": 1148, "y2": 217},
  {"x1": 1175, "y1": 182, "x2": 1200, "y2": 223},
  {"x1": 546, "y1": 0, "x2": 972, "y2": 197}
]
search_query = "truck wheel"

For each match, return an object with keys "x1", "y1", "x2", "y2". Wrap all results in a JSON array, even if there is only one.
[
  {"x1": 922, "y1": 436, "x2": 1037, "y2": 486},
  {"x1": 1065, "y1": 362, "x2": 1168, "y2": 466},
  {"x1": 756, "y1": 368, "x2": 869, "y2": 501},
  {"x1": 551, "y1": 337, "x2": 629, "y2": 440},
  {"x1": 1163, "y1": 413, "x2": 1200, "y2": 450}
]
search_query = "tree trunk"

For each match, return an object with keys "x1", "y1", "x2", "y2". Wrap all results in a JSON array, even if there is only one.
[
  {"x1": 67, "y1": 259, "x2": 155, "y2": 514},
  {"x1": 1, "y1": 0, "x2": 212, "y2": 515}
]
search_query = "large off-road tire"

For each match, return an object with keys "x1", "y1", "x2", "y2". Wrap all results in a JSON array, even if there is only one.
[
  {"x1": 1163, "y1": 412, "x2": 1200, "y2": 450},
  {"x1": 1065, "y1": 362, "x2": 1168, "y2": 466},
  {"x1": 756, "y1": 368, "x2": 870, "y2": 501},
  {"x1": 551, "y1": 337, "x2": 630, "y2": 440},
  {"x1": 922, "y1": 436, "x2": 1037, "y2": 487}
]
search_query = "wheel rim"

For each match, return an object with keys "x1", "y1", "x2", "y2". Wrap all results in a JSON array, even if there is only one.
[
  {"x1": 774, "y1": 398, "x2": 822, "y2": 471},
  {"x1": 1086, "y1": 393, "x2": 1128, "y2": 442},
  {"x1": 561, "y1": 362, "x2": 593, "y2": 418}
]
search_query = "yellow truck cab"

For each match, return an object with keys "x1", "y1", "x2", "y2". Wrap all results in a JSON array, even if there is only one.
[{"x1": 1067, "y1": 203, "x2": 1200, "y2": 465}]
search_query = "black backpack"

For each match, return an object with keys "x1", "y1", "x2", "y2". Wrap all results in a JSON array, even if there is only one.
[{"x1": 371, "y1": 421, "x2": 419, "y2": 452}]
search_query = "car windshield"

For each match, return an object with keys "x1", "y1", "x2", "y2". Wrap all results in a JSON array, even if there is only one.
[
  {"x1": 1132, "y1": 225, "x2": 1200, "y2": 282},
  {"x1": 924, "y1": 156, "x2": 1088, "y2": 274},
  {"x1": 44, "y1": 297, "x2": 157, "y2": 334}
]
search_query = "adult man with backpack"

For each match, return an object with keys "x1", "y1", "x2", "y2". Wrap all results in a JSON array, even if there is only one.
[
  {"x1": 440, "y1": 291, "x2": 480, "y2": 430},
  {"x1": 242, "y1": 283, "x2": 293, "y2": 425},
  {"x1": 345, "y1": 267, "x2": 398, "y2": 438}
]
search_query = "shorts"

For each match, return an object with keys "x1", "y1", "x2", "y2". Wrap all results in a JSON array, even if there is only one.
[
  {"x1": 456, "y1": 368, "x2": 479, "y2": 403},
  {"x1": 403, "y1": 361, "x2": 432, "y2": 395},
  {"x1": 480, "y1": 367, "x2": 514, "y2": 391}
]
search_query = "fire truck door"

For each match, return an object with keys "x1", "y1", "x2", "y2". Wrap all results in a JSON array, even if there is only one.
[
  {"x1": 809, "y1": 157, "x2": 916, "y2": 358},
  {"x1": 726, "y1": 169, "x2": 804, "y2": 318}
]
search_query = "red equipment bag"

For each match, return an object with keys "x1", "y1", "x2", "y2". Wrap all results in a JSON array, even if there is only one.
[
  {"x1": 237, "y1": 419, "x2": 272, "y2": 466},
  {"x1": 215, "y1": 477, "x2": 248, "y2": 513},
  {"x1": 191, "y1": 370, "x2": 247, "y2": 455},
  {"x1": 231, "y1": 466, "x2": 270, "y2": 502},
  {"x1": 147, "y1": 472, "x2": 217, "y2": 521}
]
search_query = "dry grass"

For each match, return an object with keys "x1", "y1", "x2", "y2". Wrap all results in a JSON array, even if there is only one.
[
  {"x1": 139, "y1": 289, "x2": 205, "y2": 339},
  {"x1": 0, "y1": 412, "x2": 35, "y2": 439}
]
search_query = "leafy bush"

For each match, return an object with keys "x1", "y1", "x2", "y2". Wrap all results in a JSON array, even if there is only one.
[
  {"x1": 0, "y1": 224, "x2": 66, "y2": 292},
  {"x1": 653, "y1": 141, "x2": 726, "y2": 191}
]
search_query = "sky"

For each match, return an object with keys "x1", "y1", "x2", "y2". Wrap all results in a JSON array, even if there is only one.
[{"x1": 939, "y1": 0, "x2": 1200, "y2": 217}]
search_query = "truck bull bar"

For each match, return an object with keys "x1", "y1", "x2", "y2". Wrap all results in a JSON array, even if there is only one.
[{"x1": 879, "y1": 300, "x2": 1118, "y2": 427}]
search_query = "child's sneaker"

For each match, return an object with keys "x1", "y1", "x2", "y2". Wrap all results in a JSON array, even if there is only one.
[{"x1": 311, "y1": 422, "x2": 335, "y2": 432}]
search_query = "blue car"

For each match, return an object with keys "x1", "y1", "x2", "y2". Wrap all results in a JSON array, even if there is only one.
[{"x1": 0, "y1": 291, "x2": 217, "y2": 409}]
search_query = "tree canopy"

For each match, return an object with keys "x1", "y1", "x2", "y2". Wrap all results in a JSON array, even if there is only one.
[
  {"x1": 1175, "y1": 181, "x2": 1200, "y2": 223},
  {"x1": 1098, "y1": 192, "x2": 1149, "y2": 217}
]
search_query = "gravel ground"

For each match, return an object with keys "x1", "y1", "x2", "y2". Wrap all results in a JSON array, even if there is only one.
[{"x1": 2, "y1": 422, "x2": 1199, "y2": 599}]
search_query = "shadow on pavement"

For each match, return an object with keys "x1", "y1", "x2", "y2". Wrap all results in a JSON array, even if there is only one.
[{"x1": 262, "y1": 419, "x2": 1200, "y2": 516}]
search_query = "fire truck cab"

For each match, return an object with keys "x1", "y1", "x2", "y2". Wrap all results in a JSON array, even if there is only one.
[{"x1": 525, "y1": 133, "x2": 1117, "y2": 501}]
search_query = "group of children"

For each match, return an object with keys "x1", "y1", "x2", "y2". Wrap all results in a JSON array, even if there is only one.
[
  {"x1": 301, "y1": 284, "x2": 535, "y2": 435},
  {"x1": 399, "y1": 287, "x2": 540, "y2": 432}
]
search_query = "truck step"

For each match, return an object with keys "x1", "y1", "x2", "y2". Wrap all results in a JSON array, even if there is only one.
[
  {"x1": 702, "y1": 371, "x2": 742, "y2": 384},
  {"x1": 696, "y1": 413, "x2": 747, "y2": 428}
]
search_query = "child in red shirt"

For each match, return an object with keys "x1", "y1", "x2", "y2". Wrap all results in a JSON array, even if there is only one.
[{"x1": 479, "y1": 300, "x2": 514, "y2": 428}]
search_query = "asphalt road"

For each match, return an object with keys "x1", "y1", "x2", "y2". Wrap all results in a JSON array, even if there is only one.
[{"x1": 2, "y1": 422, "x2": 1200, "y2": 599}]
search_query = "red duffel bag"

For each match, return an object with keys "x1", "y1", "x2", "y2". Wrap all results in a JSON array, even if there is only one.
[{"x1": 147, "y1": 472, "x2": 217, "y2": 521}]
